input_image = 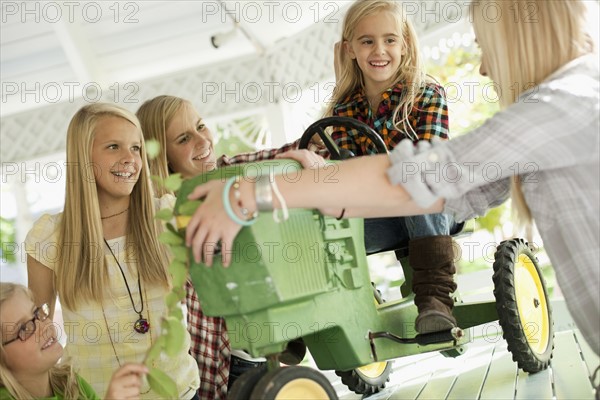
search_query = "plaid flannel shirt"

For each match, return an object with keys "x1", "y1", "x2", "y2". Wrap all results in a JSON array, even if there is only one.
[
  {"x1": 332, "y1": 83, "x2": 449, "y2": 155},
  {"x1": 219, "y1": 140, "x2": 300, "y2": 166},
  {"x1": 186, "y1": 281, "x2": 230, "y2": 400},
  {"x1": 187, "y1": 138, "x2": 328, "y2": 399}
]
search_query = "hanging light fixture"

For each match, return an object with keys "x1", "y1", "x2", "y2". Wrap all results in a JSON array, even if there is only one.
[
  {"x1": 209, "y1": 0, "x2": 265, "y2": 55},
  {"x1": 210, "y1": 25, "x2": 238, "y2": 49}
]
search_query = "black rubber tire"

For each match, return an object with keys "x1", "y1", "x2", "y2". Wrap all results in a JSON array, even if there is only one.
[
  {"x1": 227, "y1": 365, "x2": 267, "y2": 400},
  {"x1": 335, "y1": 361, "x2": 393, "y2": 396},
  {"x1": 493, "y1": 238, "x2": 554, "y2": 373},
  {"x1": 250, "y1": 366, "x2": 338, "y2": 399}
]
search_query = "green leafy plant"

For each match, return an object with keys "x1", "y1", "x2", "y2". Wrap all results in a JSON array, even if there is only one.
[
  {"x1": 141, "y1": 140, "x2": 191, "y2": 399},
  {"x1": 1, "y1": 216, "x2": 17, "y2": 264}
]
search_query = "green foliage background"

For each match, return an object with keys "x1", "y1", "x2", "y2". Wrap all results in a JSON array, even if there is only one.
[
  {"x1": 426, "y1": 47, "x2": 509, "y2": 237},
  {"x1": 1, "y1": 216, "x2": 17, "y2": 264}
]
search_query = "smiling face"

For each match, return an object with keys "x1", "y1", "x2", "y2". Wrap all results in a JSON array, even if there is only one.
[
  {"x1": 165, "y1": 103, "x2": 217, "y2": 178},
  {"x1": 0, "y1": 289, "x2": 62, "y2": 377},
  {"x1": 91, "y1": 116, "x2": 142, "y2": 205},
  {"x1": 345, "y1": 10, "x2": 405, "y2": 96}
]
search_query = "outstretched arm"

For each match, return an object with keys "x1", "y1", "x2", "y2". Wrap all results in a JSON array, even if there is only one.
[
  {"x1": 268, "y1": 154, "x2": 441, "y2": 215},
  {"x1": 185, "y1": 154, "x2": 443, "y2": 266}
]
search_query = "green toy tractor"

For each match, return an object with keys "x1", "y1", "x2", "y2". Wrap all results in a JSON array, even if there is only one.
[{"x1": 175, "y1": 118, "x2": 554, "y2": 399}]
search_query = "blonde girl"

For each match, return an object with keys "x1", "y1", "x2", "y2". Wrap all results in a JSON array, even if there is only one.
[
  {"x1": 136, "y1": 95, "x2": 325, "y2": 397},
  {"x1": 330, "y1": 0, "x2": 446, "y2": 149},
  {"x1": 25, "y1": 103, "x2": 199, "y2": 399},
  {"x1": 0, "y1": 282, "x2": 148, "y2": 400},
  {"x1": 329, "y1": 0, "x2": 458, "y2": 335}
]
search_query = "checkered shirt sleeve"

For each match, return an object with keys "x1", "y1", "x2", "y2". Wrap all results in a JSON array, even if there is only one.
[
  {"x1": 220, "y1": 140, "x2": 300, "y2": 165},
  {"x1": 186, "y1": 281, "x2": 230, "y2": 399},
  {"x1": 218, "y1": 139, "x2": 329, "y2": 166}
]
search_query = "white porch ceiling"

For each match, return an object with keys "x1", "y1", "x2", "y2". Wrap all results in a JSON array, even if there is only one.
[
  {"x1": 1, "y1": 1, "x2": 473, "y2": 164},
  {"x1": 1, "y1": 1, "x2": 351, "y2": 116}
]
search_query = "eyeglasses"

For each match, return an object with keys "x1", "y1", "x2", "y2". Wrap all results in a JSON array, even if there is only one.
[{"x1": 2, "y1": 303, "x2": 50, "y2": 346}]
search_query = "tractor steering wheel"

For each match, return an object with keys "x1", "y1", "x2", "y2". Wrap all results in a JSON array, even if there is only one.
[{"x1": 298, "y1": 116, "x2": 389, "y2": 160}]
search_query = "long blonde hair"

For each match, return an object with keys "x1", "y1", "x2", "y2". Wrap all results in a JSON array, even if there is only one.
[
  {"x1": 471, "y1": 0, "x2": 590, "y2": 225},
  {"x1": 0, "y1": 283, "x2": 84, "y2": 399},
  {"x1": 136, "y1": 95, "x2": 190, "y2": 197},
  {"x1": 57, "y1": 103, "x2": 170, "y2": 310},
  {"x1": 328, "y1": 0, "x2": 426, "y2": 139}
]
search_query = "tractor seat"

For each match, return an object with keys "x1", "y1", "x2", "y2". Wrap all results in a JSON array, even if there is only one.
[{"x1": 364, "y1": 220, "x2": 469, "y2": 260}]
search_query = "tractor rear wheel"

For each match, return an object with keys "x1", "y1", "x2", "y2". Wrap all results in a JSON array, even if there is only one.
[
  {"x1": 335, "y1": 361, "x2": 393, "y2": 396},
  {"x1": 335, "y1": 283, "x2": 393, "y2": 395}
]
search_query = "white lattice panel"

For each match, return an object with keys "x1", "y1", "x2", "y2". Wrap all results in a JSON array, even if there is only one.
[
  {"x1": 0, "y1": 54, "x2": 274, "y2": 163},
  {"x1": 0, "y1": 100, "x2": 85, "y2": 163},
  {"x1": 269, "y1": 19, "x2": 341, "y2": 94}
]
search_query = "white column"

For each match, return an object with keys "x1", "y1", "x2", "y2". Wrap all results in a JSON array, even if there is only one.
[
  {"x1": 264, "y1": 101, "x2": 292, "y2": 147},
  {"x1": 1, "y1": 173, "x2": 31, "y2": 285}
]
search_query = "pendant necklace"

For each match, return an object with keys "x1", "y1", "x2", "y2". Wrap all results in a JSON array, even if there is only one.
[
  {"x1": 101, "y1": 287, "x2": 153, "y2": 395},
  {"x1": 103, "y1": 238, "x2": 150, "y2": 334}
]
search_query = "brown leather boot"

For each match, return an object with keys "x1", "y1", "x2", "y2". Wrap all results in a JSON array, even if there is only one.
[{"x1": 409, "y1": 235, "x2": 458, "y2": 334}]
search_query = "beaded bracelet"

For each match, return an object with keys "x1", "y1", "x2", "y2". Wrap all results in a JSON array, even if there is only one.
[
  {"x1": 223, "y1": 177, "x2": 258, "y2": 226},
  {"x1": 233, "y1": 179, "x2": 258, "y2": 221}
]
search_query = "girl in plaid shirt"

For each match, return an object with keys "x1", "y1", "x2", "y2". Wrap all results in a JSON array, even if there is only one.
[
  {"x1": 136, "y1": 95, "x2": 326, "y2": 399},
  {"x1": 328, "y1": 0, "x2": 459, "y2": 335}
]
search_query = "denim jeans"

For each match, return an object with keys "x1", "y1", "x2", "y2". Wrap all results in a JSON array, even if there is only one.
[
  {"x1": 363, "y1": 213, "x2": 457, "y2": 254},
  {"x1": 227, "y1": 355, "x2": 266, "y2": 390}
]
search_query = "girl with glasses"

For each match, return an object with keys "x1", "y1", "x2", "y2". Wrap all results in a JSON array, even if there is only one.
[{"x1": 0, "y1": 282, "x2": 148, "y2": 399}]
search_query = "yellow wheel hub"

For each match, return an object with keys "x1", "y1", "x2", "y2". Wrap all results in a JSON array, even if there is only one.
[
  {"x1": 275, "y1": 378, "x2": 329, "y2": 399},
  {"x1": 514, "y1": 254, "x2": 549, "y2": 354},
  {"x1": 357, "y1": 362, "x2": 388, "y2": 379}
]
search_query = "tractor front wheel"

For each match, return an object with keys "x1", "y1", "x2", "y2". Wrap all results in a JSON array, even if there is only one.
[
  {"x1": 493, "y1": 238, "x2": 554, "y2": 373},
  {"x1": 227, "y1": 366, "x2": 268, "y2": 400},
  {"x1": 250, "y1": 366, "x2": 338, "y2": 399}
]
